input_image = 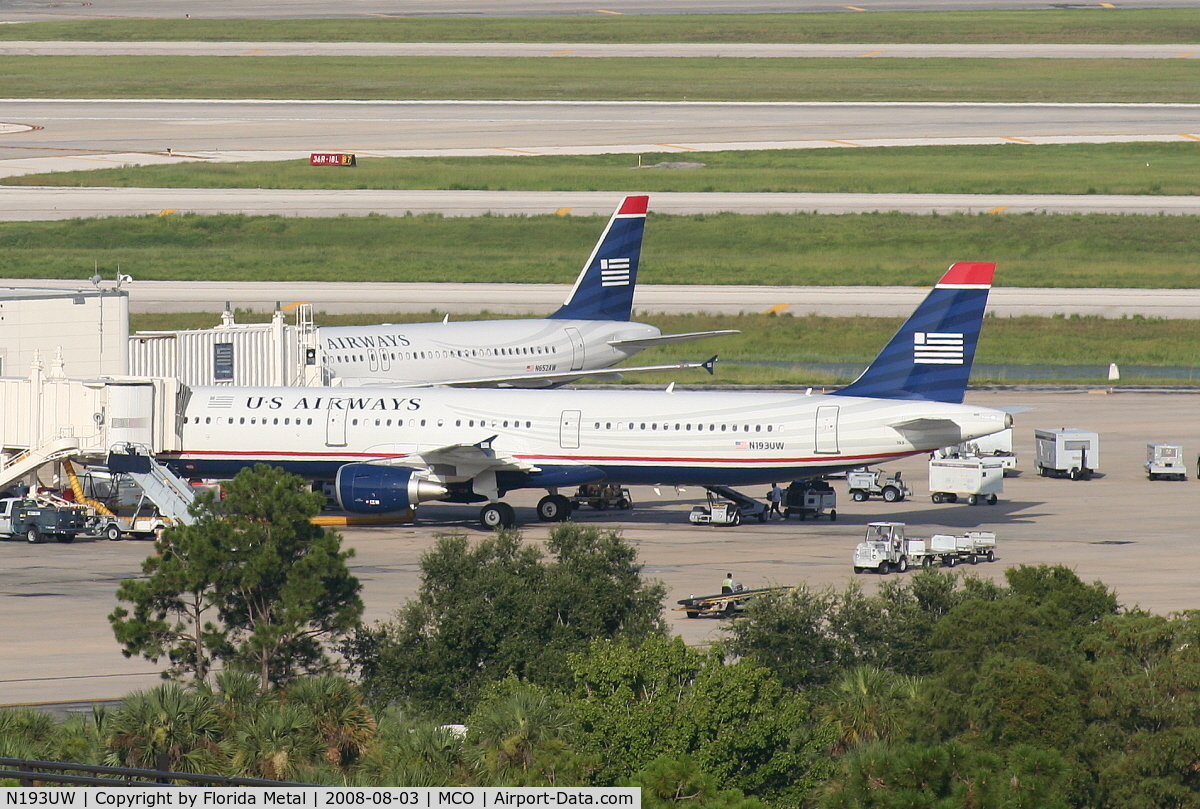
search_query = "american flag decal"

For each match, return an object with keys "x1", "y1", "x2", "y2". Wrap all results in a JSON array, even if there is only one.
[
  {"x1": 600, "y1": 257, "x2": 631, "y2": 287},
  {"x1": 914, "y1": 332, "x2": 965, "y2": 365},
  {"x1": 208, "y1": 396, "x2": 235, "y2": 408},
  {"x1": 735, "y1": 441, "x2": 748, "y2": 449}
]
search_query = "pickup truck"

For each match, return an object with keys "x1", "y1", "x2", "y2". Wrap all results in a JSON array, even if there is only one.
[{"x1": 0, "y1": 497, "x2": 91, "y2": 544}]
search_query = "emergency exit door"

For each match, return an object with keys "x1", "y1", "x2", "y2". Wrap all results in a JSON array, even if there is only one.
[
  {"x1": 815, "y1": 406, "x2": 840, "y2": 454},
  {"x1": 559, "y1": 410, "x2": 581, "y2": 449}
]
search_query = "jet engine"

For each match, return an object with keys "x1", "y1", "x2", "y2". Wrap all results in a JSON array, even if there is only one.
[{"x1": 335, "y1": 464, "x2": 448, "y2": 514}]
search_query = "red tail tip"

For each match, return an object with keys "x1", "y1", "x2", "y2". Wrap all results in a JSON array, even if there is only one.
[
  {"x1": 939, "y1": 262, "x2": 995, "y2": 286},
  {"x1": 619, "y1": 195, "x2": 649, "y2": 215}
]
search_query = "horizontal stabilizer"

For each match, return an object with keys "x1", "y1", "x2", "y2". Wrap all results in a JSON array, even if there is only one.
[{"x1": 608, "y1": 329, "x2": 740, "y2": 350}]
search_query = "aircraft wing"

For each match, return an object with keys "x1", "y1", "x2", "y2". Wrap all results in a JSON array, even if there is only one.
[
  {"x1": 608, "y1": 329, "x2": 740, "y2": 350},
  {"x1": 337, "y1": 356, "x2": 718, "y2": 389},
  {"x1": 376, "y1": 437, "x2": 540, "y2": 479}
]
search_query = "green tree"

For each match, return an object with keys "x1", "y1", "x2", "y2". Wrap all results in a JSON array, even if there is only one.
[
  {"x1": 821, "y1": 741, "x2": 1071, "y2": 809},
  {"x1": 110, "y1": 464, "x2": 363, "y2": 688},
  {"x1": 568, "y1": 636, "x2": 829, "y2": 802},
  {"x1": 348, "y1": 524, "x2": 665, "y2": 717}
]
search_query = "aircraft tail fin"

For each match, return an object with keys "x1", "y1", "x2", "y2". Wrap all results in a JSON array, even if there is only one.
[
  {"x1": 549, "y1": 195, "x2": 648, "y2": 321},
  {"x1": 832, "y1": 262, "x2": 995, "y2": 404}
]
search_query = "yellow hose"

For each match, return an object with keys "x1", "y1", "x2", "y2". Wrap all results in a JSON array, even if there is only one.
[{"x1": 63, "y1": 459, "x2": 115, "y2": 517}]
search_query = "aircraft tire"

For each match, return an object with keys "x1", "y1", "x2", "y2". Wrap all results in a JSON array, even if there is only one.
[
  {"x1": 537, "y1": 494, "x2": 571, "y2": 522},
  {"x1": 481, "y1": 502, "x2": 516, "y2": 530}
]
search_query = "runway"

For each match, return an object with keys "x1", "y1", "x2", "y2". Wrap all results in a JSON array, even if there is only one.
[
  {"x1": 3, "y1": 42, "x2": 1200, "y2": 58},
  {"x1": 1, "y1": 99, "x2": 1198, "y2": 166},
  {"x1": 1, "y1": 187, "x2": 1199, "y2": 221},
  {"x1": 10, "y1": 278, "x2": 1200, "y2": 318},
  {"x1": 2, "y1": 0, "x2": 1200, "y2": 21}
]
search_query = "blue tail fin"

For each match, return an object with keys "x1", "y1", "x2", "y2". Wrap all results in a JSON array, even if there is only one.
[
  {"x1": 832, "y1": 262, "x2": 995, "y2": 404},
  {"x1": 549, "y1": 195, "x2": 647, "y2": 321}
]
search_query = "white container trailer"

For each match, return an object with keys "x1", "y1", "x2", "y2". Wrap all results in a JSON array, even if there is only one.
[
  {"x1": 928, "y1": 458, "x2": 1004, "y2": 505},
  {"x1": 1145, "y1": 443, "x2": 1187, "y2": 481},
  {"x1": 1034, "y1": 428, "x2": 1099, "y2": 480},
  {"x1": 929, "y1": 532, "x2": 997, "y2": 566}
]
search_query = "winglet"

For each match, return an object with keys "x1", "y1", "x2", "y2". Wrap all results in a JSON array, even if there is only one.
[
  {"x1": 832, "y1": 262, "x2": 995, "y2": 404},
  {"x1": 702, "y1": 355, "x2": 718, "y2": 375},
  {"x1": 549, "y1": 195, "x2": 648, "y2": 321}
]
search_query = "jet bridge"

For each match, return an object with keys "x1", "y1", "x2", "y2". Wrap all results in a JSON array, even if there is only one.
[{"x1": 0, "y1": 354, "x2": 192, "y2": 522}]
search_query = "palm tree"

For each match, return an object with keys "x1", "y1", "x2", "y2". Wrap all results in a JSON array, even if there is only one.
[
  {"x1": 283, "y1": 675, "x2": 377, "y2": 767},
  {"x1": 0, "y1": 706, "x2": 60, "y2": 760},
  {"x1": 106, "y1": 683, "x2": 222, "y2": 773},
  {"x1": 228, "y1": 703, "x2": 321, "y2": 781},
  {"x1": 469, "y1": 686, "x2": 573, "y2": 783},
  {"x1": 817, "y1": 666, "x2": 922, "y2": 753}
]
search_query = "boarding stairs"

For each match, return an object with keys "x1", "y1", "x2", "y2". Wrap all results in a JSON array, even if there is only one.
[
  {"x1": 106, "y1": 445, "x2": 197, "y2": 525},
  {"x1": 0, "y1": 434, "x2": 81, "y2": 492}
]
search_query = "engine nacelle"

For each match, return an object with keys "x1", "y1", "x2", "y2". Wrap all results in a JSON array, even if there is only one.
[{"x1": 335, "y1": 464, "x2": 448, "y2": 514}]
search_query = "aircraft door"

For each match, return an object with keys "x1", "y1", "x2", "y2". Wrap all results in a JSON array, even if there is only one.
[
  {"x1": 367, "y1": 349, "x2": 379, "y2": 372},
  {"x1": 815, "y1": 405, "x2": 840, "y2": 454},
  {"x1": 378, "y1": 347, "x2": 391, "y2": 372},
  {"x1": 564, "y1": 327, "x2": 586, "y2": 371},
  {"x1": 326, "y1": 408, "x2": 347, "y2": 447},
  {"x1": 559, "y1": 410, "x2": 581, "y2": 449}
]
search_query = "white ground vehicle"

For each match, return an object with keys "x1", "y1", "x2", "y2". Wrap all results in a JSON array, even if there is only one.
[
  {"x1": 1035, "y1": 428, "x2": 1099, "y2": 480},
  {"x1": 689, "y1": 487, "x2": 769, "y2": 526},
  {"x1": 937, "y1": 428, "x2": 1016, "y2": 475},
  {"x1": 853, "y1": 522, "x2": 998, "y2": 573},
  {"x1": 929, "y1": 458, "x2": 1004, "y2": 505},
  {"x1": 846, "y1": 469, "x2": 912, "y2": 503},
  {"x1": 1145, "y1": 443, "x2": 1187, "y2": 481}
]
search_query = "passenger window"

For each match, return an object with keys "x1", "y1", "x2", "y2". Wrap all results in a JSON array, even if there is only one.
[{"x1": 205, "y1": 417, "x2": 211, "y2": 425}]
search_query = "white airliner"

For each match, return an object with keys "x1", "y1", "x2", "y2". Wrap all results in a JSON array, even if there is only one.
[
  {"x1": 168, "y1": 261, "x2": 1010, "y2": 528},
  {"x1": 320, "y1": 195, "x2": 735, "y2": 387}
]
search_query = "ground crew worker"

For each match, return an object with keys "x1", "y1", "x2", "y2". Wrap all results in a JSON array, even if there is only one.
[
  {"x1": 722, "y1": 573, "x2": 734, "y2": 594},
  {"x1": 768, "y1": 483, "x2": 783, "y2": 519}
]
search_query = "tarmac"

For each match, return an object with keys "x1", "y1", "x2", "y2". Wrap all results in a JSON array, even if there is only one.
[{"x1": 2, "y1": 389, "x2": 1198, "y2": 707}]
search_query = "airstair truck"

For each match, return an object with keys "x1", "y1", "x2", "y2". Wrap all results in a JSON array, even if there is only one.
[{"x1": 1034, "y1": 428, "x2": 1099, "y2": 480}]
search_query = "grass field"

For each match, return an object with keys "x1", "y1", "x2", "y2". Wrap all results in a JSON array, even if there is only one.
[
  {"x1": 130, "y1": 310, "x2": 1200, "y2": 385},
  {"x1": 0, "y1": 55, "x2": 1196, "y2": 102},
  {"x1": 6, "y1": 211, "x2": 1200, "y2": 288},
  {"x1": 15, "y1": 143, "x2": 1200, "y2": 196},
  {"x1": 4, "y1": 10, "x2": 1200, "y2": 43}
]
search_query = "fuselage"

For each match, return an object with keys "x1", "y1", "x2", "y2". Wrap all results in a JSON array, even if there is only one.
[
  {"x1": 171, "y1": 385, "x2": 1010, "y2": 489},
  {"x1": 320, "y1": 319, "x2": 661, "y2": 385}
]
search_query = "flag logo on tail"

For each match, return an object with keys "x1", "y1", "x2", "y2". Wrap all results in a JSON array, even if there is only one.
[
  {"x1": 914, "y1": 332, "x2": 964, "y2": 364},
  {"x1": 600, "y1": 257, "x2": 631, "y2": 286}
]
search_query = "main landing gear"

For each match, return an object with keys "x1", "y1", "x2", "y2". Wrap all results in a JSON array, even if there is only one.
[
  {"x1": 478, "y1": 492, "x2": 577, "y2": 530},
  {"x1": 536, "y1": 494, "x2": 573, "y2": 523},
  {"x1": 480, "y1": 502, "x2": 516, "y2": 530}
]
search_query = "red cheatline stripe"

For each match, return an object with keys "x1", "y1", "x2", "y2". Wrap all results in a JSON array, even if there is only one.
[
  {"x1": 618, "y1": 195, "x2": 649, "y2": 215},
  {"x1": 937, "y1": 261, "x2": 995, "y2": 287}
]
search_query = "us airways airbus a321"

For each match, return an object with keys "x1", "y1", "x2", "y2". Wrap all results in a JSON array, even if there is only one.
[
  {"x1": 167, "y1": 261, "x2": 1010, "y2": 528},
  {"x1": 320, "y1": 195, "x2": 734, "y2": 388}
]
